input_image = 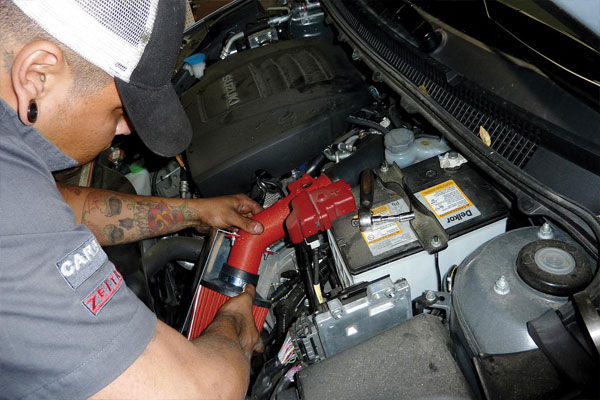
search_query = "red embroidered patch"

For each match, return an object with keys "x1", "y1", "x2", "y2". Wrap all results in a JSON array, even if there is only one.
[{"x1": 82, "y1": 268, "x2": 123, "y2": 315}]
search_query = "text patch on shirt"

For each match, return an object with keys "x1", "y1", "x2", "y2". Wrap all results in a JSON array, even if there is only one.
[
  {"x1": 83, "y1": 268, "x2": 123, "y2": 315},
  {"x1": 56, "y1": 236, "x2": 108, "y2": 289}
]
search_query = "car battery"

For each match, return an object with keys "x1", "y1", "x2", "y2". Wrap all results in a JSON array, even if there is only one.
[{"x1": 329, "y1": 155, "x2": 509, "y2": 298}]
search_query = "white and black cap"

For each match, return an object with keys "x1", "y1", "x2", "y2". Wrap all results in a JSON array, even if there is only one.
[{"x1": 12, "y1": 0, "x2": 192, "y2": 158}]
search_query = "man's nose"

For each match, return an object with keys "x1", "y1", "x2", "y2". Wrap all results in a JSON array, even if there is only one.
[{"x1": 115, "y1": 116, "x2": 132, "y2": 136}]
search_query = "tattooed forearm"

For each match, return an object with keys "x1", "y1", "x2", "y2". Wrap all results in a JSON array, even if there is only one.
[
  {"x1": 133, "y1": 201, "x2": 199, "y2": 236},
  {"x1": 77, "y1": 190, "x2": 201, "y2": 246}
]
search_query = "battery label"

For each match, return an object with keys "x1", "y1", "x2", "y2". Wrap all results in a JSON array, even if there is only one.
[
  {"x1": 361, "y1": 199, "x2": 418, "y2": 256},
  {"x1": 414, "y1": 180, "x2": 480, "y2": 229}
]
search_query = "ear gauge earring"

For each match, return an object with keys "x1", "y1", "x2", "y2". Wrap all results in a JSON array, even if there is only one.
[
  {"x1": 40, "y1": 74, "x2": 46, "y2": 82},
  {"x1": 27, "y1": 100, "x2": 38, "y2": 123}
]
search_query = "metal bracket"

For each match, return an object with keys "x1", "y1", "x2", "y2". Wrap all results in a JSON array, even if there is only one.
[{"x1": 374, "y1": 163, "x2": 448, "y2": 253}]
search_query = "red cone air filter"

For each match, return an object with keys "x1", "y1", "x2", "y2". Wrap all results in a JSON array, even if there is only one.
[{"x1": 188, "y1": 286, "x2": 269, "y2": 340}]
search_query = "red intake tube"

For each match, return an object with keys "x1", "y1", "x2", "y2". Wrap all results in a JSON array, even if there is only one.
[
  {"x1": 188, "y1": 174, "x2": 355, "y2": 340},
  {"x1": 227, "y1": 174, "x2": 352, "y2": 274}
]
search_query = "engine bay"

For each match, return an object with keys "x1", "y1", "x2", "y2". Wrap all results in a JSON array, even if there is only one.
[{"x1": 77, "y1": 2, "x2": 599, "y2": 399}]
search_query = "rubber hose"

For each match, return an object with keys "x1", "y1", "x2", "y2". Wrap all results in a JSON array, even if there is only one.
[
  {"x1": 323, "y1": 134, "x2": 384, "y2": 187},
  {"x1": 305, "y1": 152, "x2": 328, "y2": 176},
  {"x1": 270, "y1": 276, "x2": 301, "y2": 302},
  {"x1": 142, "y1": 236, "x2": 205, "y2": 277},
  {"x1": 346, "y1": 115, "x2": 390, "y2": 134},
  {"x1": 388, "y1": 104, "x2": 405, "y2": 129}
]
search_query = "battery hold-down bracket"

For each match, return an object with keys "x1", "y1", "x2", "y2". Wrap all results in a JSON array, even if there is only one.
[{"x1": 374, "y1": 163, "x2": 448, "y2": 253}]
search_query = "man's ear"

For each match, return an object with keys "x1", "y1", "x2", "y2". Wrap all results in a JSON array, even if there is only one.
[{"x1": 11, "y1": 40, "x2": 69, "y2": 125}]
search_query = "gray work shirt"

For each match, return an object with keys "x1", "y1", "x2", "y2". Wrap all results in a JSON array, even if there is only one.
[{"x1": 0, "y1": 99, "x2": 157, "y2": 399}]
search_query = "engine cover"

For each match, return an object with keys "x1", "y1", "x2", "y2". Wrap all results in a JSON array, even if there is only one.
[{"x1": 181, "y1": 38, "x2": 369, "y2": 197}]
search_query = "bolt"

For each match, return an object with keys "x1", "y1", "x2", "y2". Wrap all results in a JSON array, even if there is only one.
[
  {"x1": 331, "y1": 309, "x2": 343, "y2": 319},
  {"x1": 351, "y1": 50, "x2": 361, "y2": 61},
  {"x1": 380, "y1": 162, "x2": 389, "y2": 173},
  {"x1": 431, "y1": 236, "x2": 441, "y2": 248},
  {"x1": 538, "y1": 223, "x2": 553, "y2": 240},
  {"x1": 425, "y1": 169, "x2": 437, "y2": 178},
  {"x1": 304, "y1": 299, "x2": 310, "y2": 307},
  {"x1": 448, "y1": 151, "x2": 458, "y2": 160},
  {"x1": 384, "y1": 288, "x2": 396, "y2": 298},
  {"x1": 494, "y1": 275, "x2": 510, "y2": 295},
  {"x1": 425, "y1": 290, "x2": 437, "y2": 302}
]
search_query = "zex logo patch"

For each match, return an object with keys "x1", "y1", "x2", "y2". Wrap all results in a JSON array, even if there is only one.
[
  {"x1": 414, "y1": 180, "x2": 481, "y2": 229},
  {"x1": 83, "y1": 268, "x2": 123, "y2": 316},
  {"x1": 56, "y1": 236, "x2": 108, "y2": 289}
]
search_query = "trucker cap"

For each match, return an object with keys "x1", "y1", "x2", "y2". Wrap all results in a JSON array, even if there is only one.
[{"x1": 12, "y1": 0, "x2": 193, "y2": 158}]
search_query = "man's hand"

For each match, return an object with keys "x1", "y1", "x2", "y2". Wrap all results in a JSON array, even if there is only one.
[
  {"x1": 193, "y1": 194, "x2": 264, "y2": 235},
  {"x1": 207, "y1": 284, "x2": 263, "y2": 358},
  {"x1": 94, "y1": 285, "x2": 264, "y2": 399}
]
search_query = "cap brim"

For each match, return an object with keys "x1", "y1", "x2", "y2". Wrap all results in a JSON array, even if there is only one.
[{"x1": 115, "y1": 78, "x2": 192, "y2": 158}]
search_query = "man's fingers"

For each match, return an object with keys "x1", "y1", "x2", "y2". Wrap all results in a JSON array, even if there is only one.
[
  {"x1": 236, "y1": 195, "x2": 264, "y2": 216},
  {"x1": 246, "y1": 200, "x2": 264, "y2": 216},
  {"x1": 232, "y1": 213, "x2": 264, "y2": 235},
  {"x1": 253, "y1": 337, "x2": 264, "y2": 354}
]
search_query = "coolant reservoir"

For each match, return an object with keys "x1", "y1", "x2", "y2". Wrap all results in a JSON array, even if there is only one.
[
  {"x1": 385, "y1": 128, "x2": 451, "y2": 168},
  {"x1": 384, "y1": 128, "x2": 416, "y2": 168},
  {"x1": 413, "y1": 136, "x2": 451, "y2": 163}
]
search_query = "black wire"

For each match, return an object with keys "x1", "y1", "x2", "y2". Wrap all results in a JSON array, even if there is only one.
[
  {"x1": 295, "y1": 246, "x2": 320, "y2": 311},
  {"x1": 151, "y1": 170, "x2": 159, "y2": 196},
  {"x1": 346, "y1": 115, "x2": 390, "y2": 134},
  {"x1": 312, "y1": 248, "x2": 320, "y2": 286},
  {"x1": 435, "y1": 253, "x2": 441, "y2": 291}
]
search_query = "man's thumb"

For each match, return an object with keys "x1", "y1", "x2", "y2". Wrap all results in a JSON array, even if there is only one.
[
  {"x1": 238, "y1": 216, "x2": 263, "y2": 235},
  {"x1": 242, "y1": 283, "x2": 257, "y2": 300}
]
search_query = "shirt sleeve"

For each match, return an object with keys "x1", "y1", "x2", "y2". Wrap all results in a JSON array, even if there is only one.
[
  {"x1": 0, "y1": 144, "x2": 157, "y2": 399},
  {"x1": 0, "y1": 225, "x2": 157, "y2": 400}
]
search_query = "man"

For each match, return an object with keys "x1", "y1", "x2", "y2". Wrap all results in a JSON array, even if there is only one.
[{"x1": 0, "y1": 0, "x2": 263, "y2": 398}]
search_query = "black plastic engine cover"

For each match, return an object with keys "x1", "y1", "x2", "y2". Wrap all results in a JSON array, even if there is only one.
[{"x1": 181, "y1": 39, "x2": 368, "y2": 197}]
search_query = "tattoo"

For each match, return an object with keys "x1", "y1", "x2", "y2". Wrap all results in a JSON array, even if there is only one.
[
  {"x1": 81, "y1": 191, "x2": 200, "y2": 245},
  {"x1": 118, "y1": 218, "x2": 134, "y2": 229},
  {"x1": 103, "y1": 224, "x2": 125, "y2": 244},
  {"x1": 135, "y1": 201, "x2": 197, "y2": 235},
  {"x1": 108, "y1": 197, "x2": 122, "y2": 217}
]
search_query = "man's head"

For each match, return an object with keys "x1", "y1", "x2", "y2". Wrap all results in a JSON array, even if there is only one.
[{"x1": 0, "y1": 0, "x2": 192, "y2": 165}]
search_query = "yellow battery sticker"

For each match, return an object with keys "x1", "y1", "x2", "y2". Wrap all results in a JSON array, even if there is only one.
[
  {"x1": 419, "y1": 180, "x2": 473, "y2": 218},
  {"x1": 360, "y1": 199, "x2": 418, "y2": 256},
  {"x1": 361, "y1": 205, "x2": 402, "y2": 244},
  {"x1": 415, "y1": 180, "x2": 481, "y2": 229}
]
